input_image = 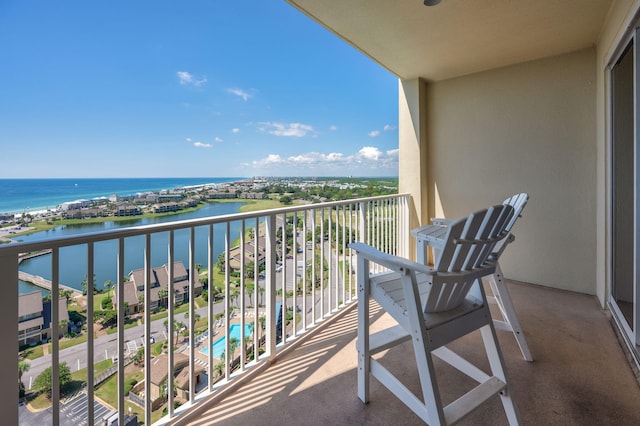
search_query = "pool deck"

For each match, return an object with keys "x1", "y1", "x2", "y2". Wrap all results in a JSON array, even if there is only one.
[{"x1": 190, "y1": 314, "x2": 261, "y2": 369}]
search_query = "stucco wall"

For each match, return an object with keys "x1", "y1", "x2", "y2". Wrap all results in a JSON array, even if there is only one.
[{"x1": 416, "y1": 49, "x2": 598, "y2": 294}]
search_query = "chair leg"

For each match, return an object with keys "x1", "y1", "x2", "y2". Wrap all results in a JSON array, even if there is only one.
[
  {"x1": 480, "y1": 324, "x2": 520, "y2": 425},
  {"x1": 357, "y1": 258, "x2": 370, "y2": 403},
  {"x1": 487, "y1": 263, "x2": 533, "y2": 361}
]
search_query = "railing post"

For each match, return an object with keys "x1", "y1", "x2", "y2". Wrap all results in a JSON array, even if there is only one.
[
  {"x1": 265, "y1": 213, "x2": 277, "y2": 359},
  {"x1": 0, "y1": 251, "x2": 18, "y2": 425},
  {"x1": 358, "y1": 202, "x2": 367, "y2": 247},
  {"x1": 117, "y1": 238, "x2": 125, "y2": 426}
]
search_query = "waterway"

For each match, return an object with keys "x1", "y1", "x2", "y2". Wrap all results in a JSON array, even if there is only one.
[{"x1": 17, "y1": 202, "x2": 247, "y2": 295}]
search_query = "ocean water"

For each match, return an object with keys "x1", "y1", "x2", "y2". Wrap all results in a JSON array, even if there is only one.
[
  {"x1": 0, "y1": 177, "x2": 245, "y2": 214},
  {"x1": 3, "y1": 177, "x2": 246, "y2": 295}
]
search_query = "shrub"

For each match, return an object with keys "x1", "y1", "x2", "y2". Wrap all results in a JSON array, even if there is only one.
[
  {"x1": 124, "y1": 378, "x2": 138, "y2": 396},
  {"x1": 101, "y1": 296, "x2": 112, "y2": 310}
]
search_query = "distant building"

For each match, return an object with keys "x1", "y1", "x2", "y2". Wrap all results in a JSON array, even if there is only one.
[
  {"x1": 18, "y1": 291, "x2": 69, "y2": 347},
  {"x1": 152, "y1": 203, "x2": 181, "y2": 213},
  {"x1": 228, "y1": 236, "x2": 267, "y2": 271},
  {"x1": 114, "y1": 261, "x2": 203, "y2": 314},
  {"x1": 129, "y1": 353, "x2": 203, "y2": 411},
  {"x1": 114, "y1": 204, "x2": 142, "y2": 216},
  {"x1": 59, "y1": 200, "x2": 90, "y2": 211}
]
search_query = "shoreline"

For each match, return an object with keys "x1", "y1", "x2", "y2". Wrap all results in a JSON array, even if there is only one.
[{"x1": 0, "y1": 177, "x2": 249, "y2": 216}]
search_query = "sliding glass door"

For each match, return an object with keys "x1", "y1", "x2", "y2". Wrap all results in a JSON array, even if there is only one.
[{"x1": 611, "y1": 29, "x2": 640, "y2": 354}]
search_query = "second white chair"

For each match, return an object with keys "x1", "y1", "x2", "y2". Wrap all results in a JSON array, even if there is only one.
[{"x1": 352, "y1": 204, "x2": 520, "y2": 425}]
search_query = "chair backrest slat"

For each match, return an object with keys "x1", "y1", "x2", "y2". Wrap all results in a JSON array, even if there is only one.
[
  {"x1": 427, "y1": 204, "x2": 514, "y2": 313},
  {"x1": 492, "y1": 193, "x2": 529, "y2": 257}
]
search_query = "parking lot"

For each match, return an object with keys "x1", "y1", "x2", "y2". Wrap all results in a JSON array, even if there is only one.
[{"x1": 20, "y1": 392, "x2": 115, "y2": 426}]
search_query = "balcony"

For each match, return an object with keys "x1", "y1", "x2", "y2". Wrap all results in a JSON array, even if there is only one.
[
  {"x1": 177, "y1": 280, "x2": 640, "y2": 425},
  {"x1": 2, "y1": 195, "x2": 411, "y2": 425},
  {"x1": 4, "y1": 193, "x2": 640, "y2": 425}
]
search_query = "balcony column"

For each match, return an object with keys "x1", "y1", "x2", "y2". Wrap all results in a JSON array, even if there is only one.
[
  {"x1": 399, "y1": 78, "x2": 430, "y2": 261},
  {"x1": 0, "y1": 251, "x2": 18, "y2": 424}
]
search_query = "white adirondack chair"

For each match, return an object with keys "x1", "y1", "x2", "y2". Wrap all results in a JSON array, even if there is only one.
[
  {"x1": 414, "y1": 193, "x2": 532, "y2": 361},
  {"x1": 352, "y1": 205, "x2": 520, "y2": 425}
]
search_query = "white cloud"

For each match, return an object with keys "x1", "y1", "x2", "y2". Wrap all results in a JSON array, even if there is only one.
[
  {"x1": 368, "y1": 130, "x2": 381, "y2": 137},
  {"x1": 214, "y1": 137, "x2": 224, "y2": 143},
  {"x1": 231, "y1": 128, "x2": 240, "y2": 134},
  {"x1": 227, "y1": 88, "x2": 252, "y2": 101},
  {"x1": 259, "y1": 122, "x2": 315, "y2": 137},
  {"x1": 358, "y1": 146, "x2": 382, "y2": 161},
  {"x1": 252, "y1": 154, "x2": 283, "y2": 166},
  {"x1": 329, "y1": 125, "x2": 338, "y2": 131},
  {"x1": 185, "y1": 137, "x2": 192, "y2": 142},
  {"x1": 383, "y1": 124, "x2": 396, "y2": 131},
  {"x1": 193, "y1": 141, "x2": 212, "y2": 148},
  {"x1": 177, "y1": 71, "x2": 207, "y2": 87},
  {"x1": 247, "y1": 146, "x2": 398, "y2": 175}
]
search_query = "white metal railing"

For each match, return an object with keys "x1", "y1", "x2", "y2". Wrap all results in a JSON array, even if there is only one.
[{"x1": 2, "y1": 194, "x2": 409, "y2": 425}]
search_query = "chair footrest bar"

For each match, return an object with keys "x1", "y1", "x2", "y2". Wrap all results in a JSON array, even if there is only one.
[
  {"x1": 493, "y1": 319, "x2": 513, "y2": 332},
  {"x1": 370, "y1": 359, "x2": 431, "y2": 423},
  {"x1": 433, "y1": 346, "x2": 491, "y2": 383},
  {"x1": 444, "y1": 376, "x2": 506, "y2": 425},
  {"x1": 369, "y1": 325, "x2": 411, "y2": 355}
]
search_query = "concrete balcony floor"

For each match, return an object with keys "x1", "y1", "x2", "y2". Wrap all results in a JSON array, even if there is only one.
[{"x1": 179, "y1": 281, "x2": 640, "y2": 425}]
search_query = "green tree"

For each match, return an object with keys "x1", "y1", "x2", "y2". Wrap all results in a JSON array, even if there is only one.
[
  {"x1": 230, "y1": 288, "x2": 240, "y2": 307},
  {"x1": 18, "y1": 360, "x2": 30, "y2": 398},
  {"x1": 158, "y1": 289, "x2": 168, "y2": 306},
  {"x1": 229, "y1": 337, "x2": 240, "y2": 356},
  {"x1": 132, "y1": 347, "x2": 144, "y2": 366},
  {"x1": 80, "y1": 273, "x2": 96, "y2": 296},
  {"x1": 280, "y1": 195, "x2": 292, "y2": 205},
  {"x1": 34, "y1": 362, "x2": 71, "y2": 398},
  {"x1": 59, "y1": 319, "x2": 69, "y2": 335},
  {"x1": 217, "y1": 252, "x2": 226, "y2": 273},
  {"x1": 245, "y1": 282, "x2": 255, "y2": 305},
  {"x1": 60, "y1": 289, "x2": 74, "y2": 306},
  {"x1": 104, "y1": 280, "x2": 114, "y2": 298},
  {"x1": 213, "y1": 361, "x2": 225, "y2": 378}
]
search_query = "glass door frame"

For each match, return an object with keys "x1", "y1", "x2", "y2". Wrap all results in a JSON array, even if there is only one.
[{"x1": 609, "y1": 24, "x2": 640, "y2": 356}]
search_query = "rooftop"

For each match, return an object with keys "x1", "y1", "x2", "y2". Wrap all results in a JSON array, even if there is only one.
[{"x1": 178, "y1": 280, "x2": 640, "y2": 425}]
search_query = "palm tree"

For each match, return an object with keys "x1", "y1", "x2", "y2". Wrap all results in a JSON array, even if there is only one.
[
  {"x1": 230, "y1": 288, "x2": 240, "y2": 308},
  {"x1": 258, "y1": 285, "x2": 265, "y2": 306},
  {"x1": 228, "y1": 337, "x2": 240, "y2": 360},
  {"x1": 213, "y1": 361, "x2": 225, "y2": 379},
  {"x1": 158, "y1": 289, "x2": 168, "y2": 307},
  {"x1": 104, "y1": 280, "x2": 114, "y2": 298},
  {"x1": 18, "y1": 360, "x2": 30, "y2": 397},
  {"x1": 60, "y1": 289, "x2": 74, "y2": 306},
  {"x1": 245, "y1": 282, "x2": 255, "y2": 305},
  {"x1": 59, "y1": 319, "x2": 69, "y2": 335}
]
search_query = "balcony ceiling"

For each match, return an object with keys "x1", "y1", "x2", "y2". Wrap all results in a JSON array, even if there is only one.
[{"x1": 286, "y1": 0, "x2": 613, "y2": 81}]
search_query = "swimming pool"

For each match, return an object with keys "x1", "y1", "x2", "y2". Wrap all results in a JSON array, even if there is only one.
[{"x1": 200, "y1": 323, "x2": 253, "y2": 359}]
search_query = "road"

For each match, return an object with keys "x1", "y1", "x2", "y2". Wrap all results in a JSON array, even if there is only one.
[
  {"x1": 22, "y1": 302, "x2": 221, "y2": 389},
  {"x1": 22, "y1": 235, "x2": 348, "y2": 389}
]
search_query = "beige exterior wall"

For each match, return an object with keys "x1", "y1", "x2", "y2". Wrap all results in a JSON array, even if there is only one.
[
  {"x1": 398, "y1": 79, "x2": 428, "y2": 260},
  {"x1": 400, "y1": 49, "x2": 598, "y2": 294}
]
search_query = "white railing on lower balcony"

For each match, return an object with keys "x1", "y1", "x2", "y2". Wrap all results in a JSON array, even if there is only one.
[{"x1": 1, "y1": 194, "x2": 409, "y2": 426}]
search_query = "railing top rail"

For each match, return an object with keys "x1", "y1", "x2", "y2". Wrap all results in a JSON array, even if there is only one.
[{"x1": 0, "y1": 193, "x2": 409, "y2": 256}]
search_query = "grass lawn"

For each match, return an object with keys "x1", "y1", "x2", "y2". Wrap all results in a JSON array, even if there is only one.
[
  {"x1": 20, "y1": 345, "x2": 44, "y2": 360},
  {"x1": 26, "y1": 359, "x2": 115, "y2": 411},
  {"x1": 95, "y1": 369, "x2": 144, "y2": 411}
]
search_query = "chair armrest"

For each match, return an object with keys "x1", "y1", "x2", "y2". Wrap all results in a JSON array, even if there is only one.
[
  {"x1": 430, "y1": 217, "x2": 454, "y2": 226},
  {"x1": 349, "y1": 242, "x2": 435, "y2": 276}
]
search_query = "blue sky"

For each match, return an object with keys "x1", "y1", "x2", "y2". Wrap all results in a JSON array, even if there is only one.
[{"x1": 0, "y1": 1, "x2": 399, "y2": 178}]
